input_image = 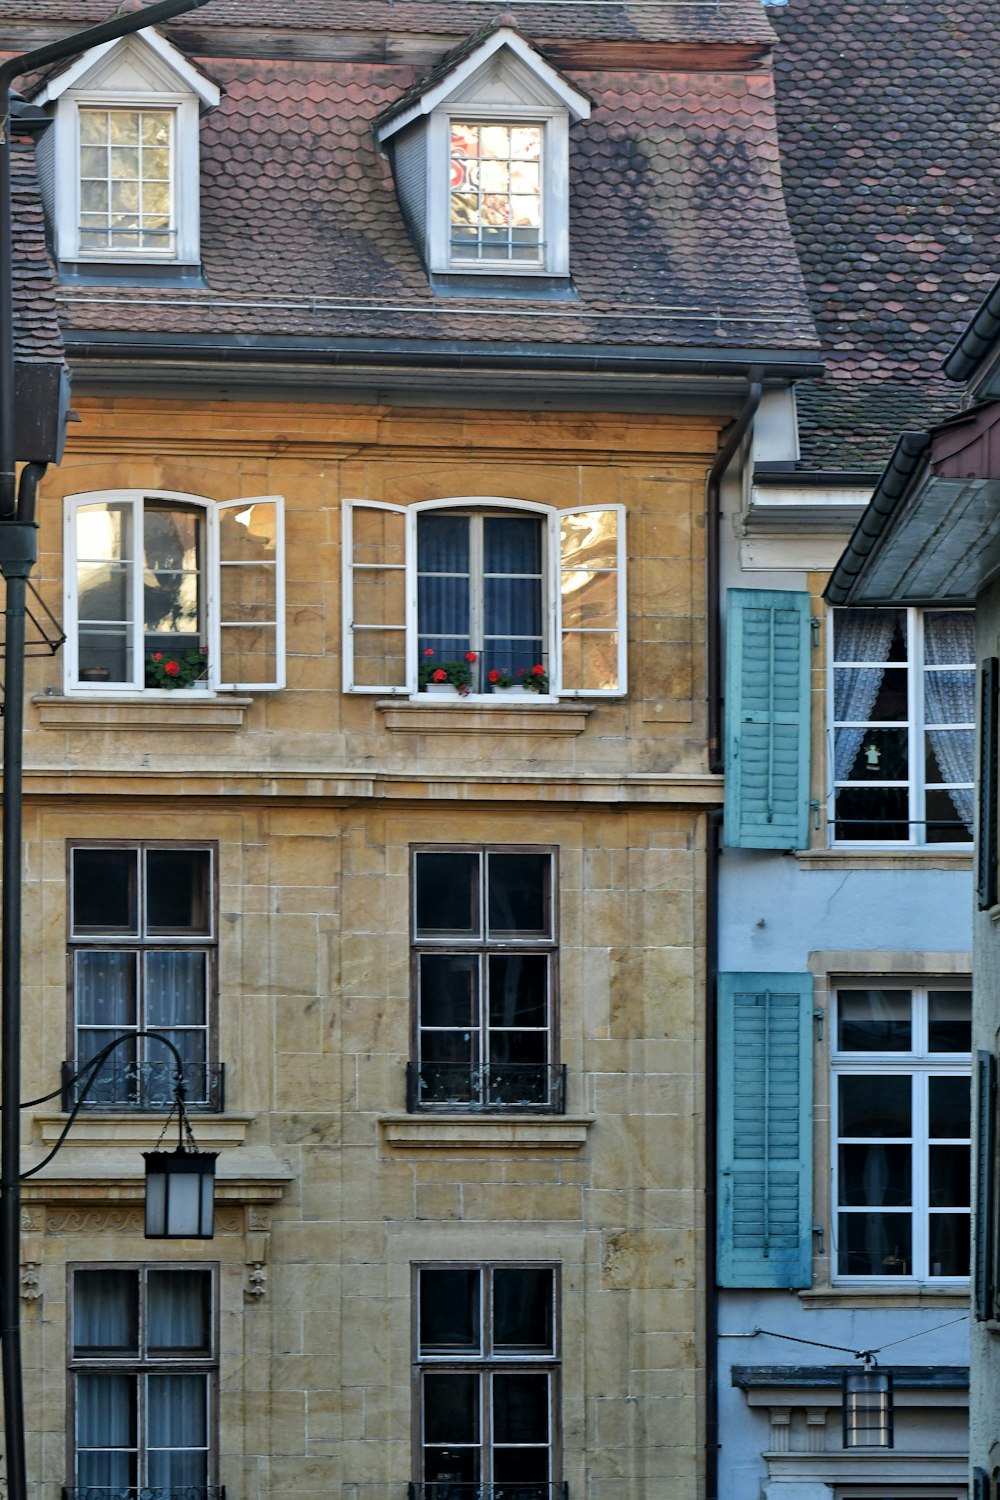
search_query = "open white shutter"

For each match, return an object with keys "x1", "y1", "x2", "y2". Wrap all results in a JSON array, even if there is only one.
[
  {"x1": 342, "y1": 500, "x2": 410, "y2": 694},
  {"x1": 556, "y1": 505, "x2": 627, "y2": 696},
  {"x1": 212, "y1": 496, "x2": 285, "y2": 691}
]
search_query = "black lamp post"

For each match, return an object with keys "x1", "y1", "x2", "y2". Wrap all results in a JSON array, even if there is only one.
[{"x1": 0, "y1": 11, "x2": 216, "y2": 1497}]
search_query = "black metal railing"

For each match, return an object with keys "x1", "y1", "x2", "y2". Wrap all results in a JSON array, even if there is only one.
[
  {"x1": 409, "y1": 1483, "x2": 567, "y2": 1500},
  {"x1": 61, "y1": 1059, "x2": 225, "y2": 1113},
  {"x1": 62, "y1": 1489, "x2": 225, "y2": 1500},
  {"x1": 406, "y1": 1062, "x2": 566, "y2": 1114}
]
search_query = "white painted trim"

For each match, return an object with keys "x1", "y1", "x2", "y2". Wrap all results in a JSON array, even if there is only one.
[
  {"x1": 36, "y1": 29, "x2": 219, "y2": 109},
  {"x1": 376, "y1": 27, "x2": 589, "y2": 144},
  {"x1": 556, "y1": 504, "x2": 628, "y2": 698},
  {"x1": 341, "y1": 499, "x2": 410, "y2": 695},
  {"x1": 213, "y1": 496, "x2": 285, "y2": 692}
]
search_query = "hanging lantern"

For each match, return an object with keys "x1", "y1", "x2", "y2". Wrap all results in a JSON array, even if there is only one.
[
  {"x1": 144, "y1": 1147, "x2": 217, "y2": 1239},
  {"x1": 843, "y1": 1358, "x2": 893, "y2": 1448}
]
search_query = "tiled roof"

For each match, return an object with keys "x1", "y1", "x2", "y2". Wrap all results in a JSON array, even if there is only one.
[
  {"x1": 771, "y1": 0, "x2": 1000, "y2": 469},
  {"x1": 53, "y1": 53, "x2": 818, "y2": 354},
  {"x1": 11, "y1": 136, "x2": 65, "y2": 368},
  {"x1": 5, "y1": 1, "x2": 778, "y2": 45}
]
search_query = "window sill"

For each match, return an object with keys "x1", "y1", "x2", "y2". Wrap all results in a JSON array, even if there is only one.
[
  {"x1": 795, "y1": 848, "x2": 973, "y2": 871},
  {"x1": 799, "y1": 1285, "x2": 969, "y2": 1309},
  {"x1": 33, "y1": 1111, "x2": 254, "y2": 1151},
  {"x1": 33, "y1": 694, "x2": 252, "y2": 731},
  {"x1": 377, "y1": 701, "x2": 593, "y2": 735},
  {"x1": 378, "y1": 1113, "x2": 594, "y2": 1150}
]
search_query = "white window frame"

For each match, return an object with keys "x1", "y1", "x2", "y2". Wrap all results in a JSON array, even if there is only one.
[
  {"x1": 35, "y1": 30, "x2": 218, "y2": 266},
  {"x1": 831, "y1": 982, "x2": 971, "y2": 1288},
  {"x1": 827, "y1": 605, "x2": 975, "y2": 848},
  {"x1": 342, "y1": 497, "x2": 627, "y2": 700},
  {"x1": 64, "y1": 489, "x2": 285, "y2": 695},
  {"x1": 429, "y1": 107, "x2": 569, "y2": 277}
]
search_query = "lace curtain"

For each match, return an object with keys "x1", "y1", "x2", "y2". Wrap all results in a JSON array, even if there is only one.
[
  {"x1": 833, "y1": 611, "x2": 895, "y2": 780},
  {"x1": 924, "y1": 612, "x2": 975, "y2": 833}
]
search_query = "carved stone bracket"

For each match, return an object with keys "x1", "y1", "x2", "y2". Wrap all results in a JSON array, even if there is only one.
[
  {"x1": 20, "y1": 1264, "x2": 41, "y2": 1302},
  {"x1": 244, "y1": 1203, "x2": 270, "y2": 1300}
]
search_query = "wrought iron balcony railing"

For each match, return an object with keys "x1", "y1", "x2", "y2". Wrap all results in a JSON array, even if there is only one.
[
  {"x1": 406, "y1": 1062, "x2": 566, "y2": 1114},
  {"x1": 409, "y1": 1483, "x2": 567, "y2": 1500},
  {"x1": 62, "y1": 1059, "x2": 225, "y2": 1113},
  {"x1": 62, "y1": 1489, "x2": 225, "y2": 1500}
]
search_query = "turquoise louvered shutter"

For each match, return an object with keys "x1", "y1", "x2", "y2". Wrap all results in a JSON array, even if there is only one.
[
  {"x1": 724, "y1": 589, "x2": 812, "y2": 849},
  {"x1": 718, "y1": 972, "x2": 813, "y2": 1288}
]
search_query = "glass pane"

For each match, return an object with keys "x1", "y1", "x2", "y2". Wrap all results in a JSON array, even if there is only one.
[
  {"x1": 420, "y1": 1029, "x2": 474, "y2": 1066},
  {"x1": 929, "y1": 1145, "x2": 970, "y2": 1207},
  {"x1": 78, "y1": 623, "x2": 132, "y2": 683},
  {"x1": 424, "y1": 1373, "x2": 480, "y2": 1444},
  {"x1": 75, "y1": 949, "x2": 137, "y2": 1030},
  {"x1": 928, "y1": 1076, "x2": 970, "y2": 1138},
  {"x1": 484, "y1": 516, "x2": 542, "y2": 575},
  {"x1": 80, "y1": 111, "x2": 107, "y2": 145},
  {"x1": 75, "y1": 1270, "x2": 138, "y2": 1353},
  {"x1": 837, "y1": 990, "x2": 911, "y2": 1052},
  {"x1": 561, "y1": 629, "x2": 618, "y2": 692},
  {"x1": 493, "y1": 1268, "x2": 553, "y2": 1352},
  {"x1": 219, "y1": 623, "x2": 276, "y2": 684},
  {"x1": 484, "y1": 576, "x2": 543, "y2": 637},
  {"x1": 833, "y1": 785, "x2": 909, "y2": 842},
  {"x1": 142, "y1": 113, "x2": 171, "y2": 147},
  {"x1": 924, "y1": 610, "x2": 974, "y2": 665},
  {"x1": 488, "y1": 853, "x2": 550, "y2": 935},
  {"x1": 78, "y1": 1445, "x2": 135, "y2": 1494},
  {"x1": 839, "y1": 1075, "x2": 911, "y2": 1137},
  {"x1": 419, "y1": 578, "x2": 471, "y2": 646},
  {"x1": 420, "y1": 1268, "x2": 480, "y2": 1352},
  {"x1": 493, "y1": 1373, "x2": 549, "y2": 1443},
  {"x1": 838, "y1": 1212, "x2": 912, "y2": 1275},
  {"x1": 561, "y1": 571, "x2": 618, "y2": 631},
  {"x1": 834, "y1": 726, "x2": 908, "y2": 781},
  {"x1": 146, "y1": 849, "x2": 211, "y2": 933},
  {"x1": 560, "y1": 510, "x2": 618, "y2": 570},
  {"x1": 415, "y1": 852, "x2": 479, "y2": 936},
  {"x1": 833, "y1": 608, "x2": 906, "y2": 662},
  {"x1": 419, "y1": 515, "x2": 470, "y2": 573},
  {"x1": 488, "y1": 955, "x2": 548, "y2": 1030},
  {"x1": 145, "y1": 952, "x2": 207, "y2": 1028},
  {"x1": 147, "y1": 1371, "x2": 208, "y2": 1446},
  {"x1": 147, "y1": 1444, "x2": 209, "y2": 1492},
  {"x1": 928, "y1": 990, "x2": 972, "y2": 1053},
  {"x1": 353, "y1": 628, "x2": 407, "y2": 689},
  {"x1": 833, "y1": 664, "x2": 908, "y2": 723},
  {"x1": 220, "y1": 500, "x2": 278, "y2": 562},
  {"x1": 928, "y1": 1213, "x2": 970, "y2": 1277},
  {"x1": 925, "y1": 786, "x2": 974, "y2": 844},
  {"x1": 73, "y1": 848, "x2": 137, "y2": 932},
  {"x1": 420, "y1": 953, "x2": 477, "y2": 1028},
  {"x1": 838, "y1": 1144, "x2": 911, "y2": 1206},
  {"x1": 353, "y1": 507, "x2": 405, "y2": 568},
  {"x1": 76, "y1": 1372, "x2": 135, "y2": 1451},
  {"x1": 148, "y1": 1271, "x2": 211, "y2": 1354},
  {"x1": 493, "y1": 1448, "x2": 550, "y2": 1487}
]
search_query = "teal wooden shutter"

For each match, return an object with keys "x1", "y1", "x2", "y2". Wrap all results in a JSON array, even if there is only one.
[
  {"x1": 718, "y1": 972, "x2": 813, "y2": 1288},
  {"x1": 975, "y1": 1050, "x2": 997, "y2": 1321},
  {"x1": 724, "y1": 590, "x2": 811, "y2": 849},
  {"x1": 978, "y1": 658, "x2": 999, "y2": 911}
]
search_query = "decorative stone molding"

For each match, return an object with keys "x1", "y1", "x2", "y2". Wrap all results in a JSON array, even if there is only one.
[
  {"x1": 770, "y1": 1407, "x2": 791, "y2": 1454},
  {"x1": 33, "y1": 695, "x2": 251, "y2": 732},
  {"x1": 805, "y1": 1408, "x2": 827, "y2": 1453},
  {"x1": 378, "y1": 702, "x2": 593, "y2": 736},
  {"x1": 45, "y1": 1207, "x2": 143, "y2": 1236},
  {"x1": 20, "y1": 1265, "x2": 41, "y2": 1301},
  {"x1": 379, "y1": 1114, "x2": 593, "y2": 1151}
]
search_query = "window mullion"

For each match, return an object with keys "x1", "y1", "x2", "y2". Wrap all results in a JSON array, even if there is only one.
[
  {"x1": 132, "y1": 499, "x2": 145, "y2": 691},
  {"x1": 470, "y1": 515, "x2": 484, "y2": 658},
  {"x1": 912, "y1": 1068, "x2": 929, "y2": 1280},
  {"x1": 911, "y1": 606, "x2": 924, "y2": 847}
]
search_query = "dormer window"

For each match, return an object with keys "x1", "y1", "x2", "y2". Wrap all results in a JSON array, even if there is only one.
[
  {"x1": 377, "y1": 26, "x2": 589, "y2": 285},
  {"x1": 31, "y1": 29, "x2": 218, "y2": 273}
]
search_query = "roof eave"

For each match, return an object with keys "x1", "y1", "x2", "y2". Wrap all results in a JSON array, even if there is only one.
[{"x1": 824, "y1": 432, "x2": 932, "y2": 605}]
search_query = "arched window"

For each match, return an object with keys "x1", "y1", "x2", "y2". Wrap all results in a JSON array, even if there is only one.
[
  {"x1": 342, "y1": 497, "x2": 626, "y2": 698},
  {"x1": 64, "y1": 490, "x2": 285, "y2": 693}
]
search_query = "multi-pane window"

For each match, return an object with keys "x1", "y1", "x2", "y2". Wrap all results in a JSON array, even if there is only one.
[
  {"x1": 410, "y1": 847, "x2": 562, "y2": 1111},
  {"x1": 343, "y1": 499, "x2": 626, "y2": 698},
  {"x1": 65, "y1": 490, "x2": 285, "y2": 692},
  {"x1": 68, "y1": 844, "x2": 220, "y2": 1110},
  {"x1": 830, "y1": 607, "x2": 974, "y2": 844},
  {"x1": 78, "y1": 108, "x2": 174, "y2": 255},
  {"x1": 69, "y1": 1265, "x2": 217, "y2": 1498},
  {"x1": 833, "y1": 985, "x2": 971, "y2": 1282},
  {"x1": 415, "y1": 1264, "x2": 559, "y2": 1500},
  {"x1": 449, "y1": 122, "x2": 542, "y2": 265}
]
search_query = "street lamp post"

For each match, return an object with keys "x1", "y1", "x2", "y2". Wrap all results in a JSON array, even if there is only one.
[{"x1": 0, "y1": 6, "x2": 215, "y2": 1496}]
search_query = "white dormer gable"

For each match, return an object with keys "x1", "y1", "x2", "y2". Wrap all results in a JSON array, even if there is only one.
[
  {"x1": 35, "y1": 30, "x2": 219, "y2": 268},
  {"x1": 377, "y1": 28, "x2": 590, "y2": 281}
]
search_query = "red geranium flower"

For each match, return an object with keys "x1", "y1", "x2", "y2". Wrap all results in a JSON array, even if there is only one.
[
  {"x1": 465, "y1": 651, "x2": 477, "y2": 662},
  {"x1": 152, "y1": 653, "x2": 163, "y2": 661},
  {"x1": 423, "y1": 648, "x2": 434, "y2": 657},
  {"x1": 517, "y1": 667, "x2": 526, "y2": 676},
  {"x1": 531, "y1": 664, "x2": 545, "y2": 676},
  {"x1": 488, "y1": 669, "x2": 500, "y2": 683},
  {"x1": 432, "y1": 668, "x2": 447, "y2": 682},
  {"x1": 164, "y1": 660, "x2": 180, "y2": 677}
]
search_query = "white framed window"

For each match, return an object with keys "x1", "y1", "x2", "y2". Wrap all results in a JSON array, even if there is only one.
[
  {"x1": 414, "y1": 1262, "x2": 560, "y2": 1500},
  {"x1": 832, "y1": 983, "x2": 971, "y2": 1285},
  {"x1": 342, "y1": 498, "x2": 626, "y2": 699},
  {"x1": 375, "y1": 26, "x2": 589, "y2": 281},
  {"x1": 409, "y1": 846, "x2": 562, "y2": 1112},
  {"x1": 829, "y1": 606, "x2": 975, "y2": 845},
  {"x1": 67, "y1": 842, "x2": 221, "y2": 1111},
  {"x1": 64, "y1": 490, "x2": 285, "y2": 694},
  {"x1": 69, "y1": 1263, "x2": 218, "y2": 1497},
  {"x1": 33, "y1": 30, "x2": 219, "y2": 266}
]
